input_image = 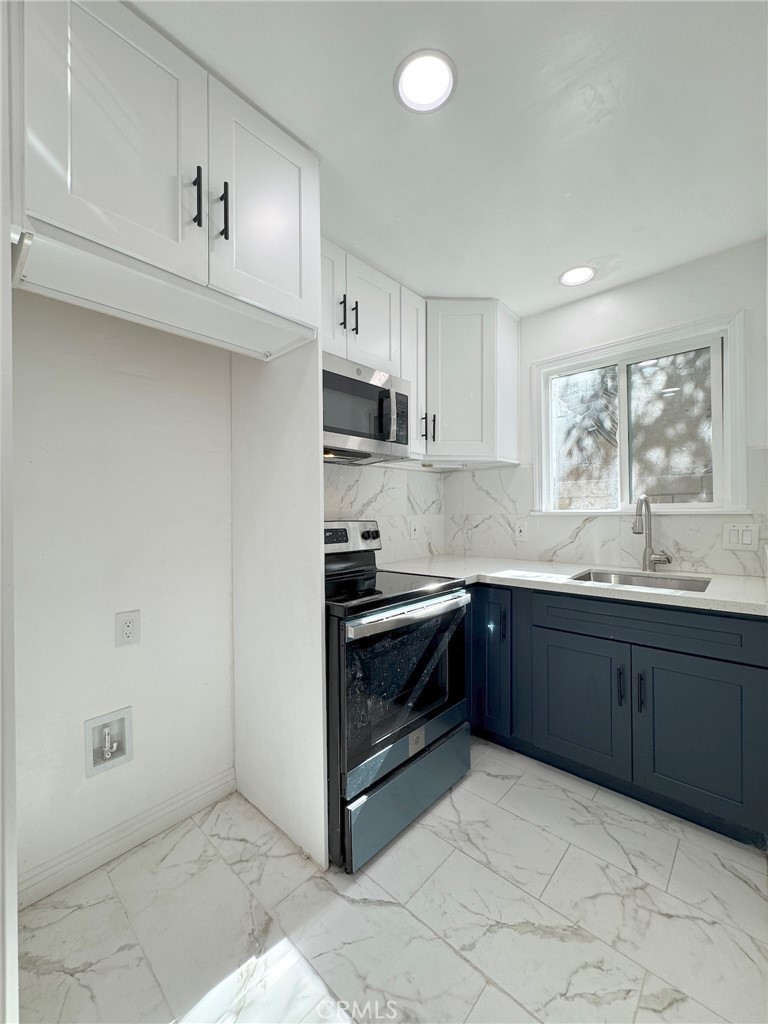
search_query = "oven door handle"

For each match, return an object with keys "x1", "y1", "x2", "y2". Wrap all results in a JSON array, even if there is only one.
[
  {"x1": 346, "y1": 591, "x2": 470, "y2": 641},
  {"x1": 386, "y1": 386, "x2": 398, "y2": 442}
]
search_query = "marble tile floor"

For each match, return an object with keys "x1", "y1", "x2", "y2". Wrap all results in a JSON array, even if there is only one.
[{"x1": 19, "y1": 738, "x2": 768, "y2": 1024}]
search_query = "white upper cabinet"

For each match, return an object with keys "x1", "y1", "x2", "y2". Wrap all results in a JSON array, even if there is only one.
[
  {"x1": 208, "y1": 78, "x2": 320, "y2": 328},
  {"x1": 320, "y1": 241, "x2": 401, "y2": 375},
  {"x1": 400, "y1": 287, "x2": 427, "y2": 458},
  {"x1": 426, "y1": 299, "x2": 519, "y2": 463},
  {"x1": 345, "y1": 255, "x2": 401, "y2": 376},
  {"x1": 319, "y1": 239, "x2": 347, "y2": 359},
  {"x1": 19, "y1": 1, "x2": 321, "y2": 348},
  {"x1": 24, "y1": 1, "x2": 209, "y2": 283}
]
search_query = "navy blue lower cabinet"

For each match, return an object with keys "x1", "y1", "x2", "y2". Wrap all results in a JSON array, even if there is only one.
[
  {"x1": 632, "y1": 647, "x2": 768, "y2": 831},
  {"x1": 531, "y1": 627, "x2": 632, "y2": 781},
  {"x1": 468, "y1": 587, "x2": 512, "y2": 740}
]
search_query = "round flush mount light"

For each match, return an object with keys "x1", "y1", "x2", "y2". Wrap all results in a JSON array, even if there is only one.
[
  {"x1": 558, "y1": 266, "x2": 596, "y2": 287},
  {"x1": 395, "y1": 50, "x2": 457, "y2": 112}
]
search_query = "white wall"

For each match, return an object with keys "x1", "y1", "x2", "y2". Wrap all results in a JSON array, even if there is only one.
[
  {"x1": 442, "y1": 241, "x2": 767, "y2": 576},
  {"x1": 232, "y1": 344, "x2": 327, "y2": 866},
  {"x1": 1, "y1": 1, "x2": 18, "y2": 1008},
  {"x1": 13, "y1": 293, "x2": 235, "y2": 904},
  {"x1": 519, "y1": 238, "x2": 768, "y2": 462}
]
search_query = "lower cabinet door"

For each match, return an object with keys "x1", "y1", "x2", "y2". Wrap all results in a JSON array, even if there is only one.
[
  {"x1": 632, "y1": 647, "x2": 768, "y2": 830},
  {"x1": 469, "y1": 588, "x2": 512, "y2": 739},
  {"x1": 532, "y1": 628, "x2": 632, "y2": 780}
]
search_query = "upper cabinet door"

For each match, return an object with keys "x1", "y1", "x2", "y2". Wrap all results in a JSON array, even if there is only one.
[
  {"x1": 426, "y1": 299, "x2": 496, "y2": 458},
  {"x1": 320, "y1": 239, "x2": 348, "y2": 358},
  {"x1": 345, "y1": 256, "x2": 401, "y2": 376},
  {"x1": 24, "y1": 2, "x2": 209, "y2": 283},
  {"x1": 400, "y1": 287, "x2": 427, "y2": 457},
  {"x1": 208, "y1": 78, "x2": 320, "y2": 328}
]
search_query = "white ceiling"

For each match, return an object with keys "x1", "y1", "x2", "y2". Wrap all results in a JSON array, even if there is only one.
[{"x1": 135, "y1": 1, "x2": 767, "y2": 316}]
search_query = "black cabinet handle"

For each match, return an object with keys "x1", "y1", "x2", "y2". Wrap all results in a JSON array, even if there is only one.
[
  {"x1": 351, "y1": 300, "x2": 359, "y2": 335},
  {"x1": 637, "y1": 672, "x2": 645, "y2": 713},
  {"x1": 220, "y1": 181, "x2": 230, "y2": 240},
  {"x1": 501, "y1": 609, "x2": 507, "y2": 641},
  {"x1": 192, "y1": 165, "x2": 203, "y2": 227},
  {"x1": 432, "y1": 414, "x2": 436, "y2": 442},
  {"x1": 339, "y1": 294, "x2": 347, "y2": 329},
  {"x1": 421, "y1": 413, "x2": 428, "y2": 440},
  {"x1": 616, "y1": 667, "x2": 624, "y2": 707}
]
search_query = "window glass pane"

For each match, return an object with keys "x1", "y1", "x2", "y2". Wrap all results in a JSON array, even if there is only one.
[
  {"x1": 551, "y1": 365, "x2": 619, "y2": 509},
  {"x1": 628, "y1": 347, "x2": 712, "y2": 504}
]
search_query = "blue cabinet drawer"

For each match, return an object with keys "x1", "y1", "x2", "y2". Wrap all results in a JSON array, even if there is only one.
[{"x1": 531, "y1": 592, "x2": 768, "y2": 668}]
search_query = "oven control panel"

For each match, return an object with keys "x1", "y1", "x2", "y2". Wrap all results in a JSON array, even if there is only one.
[{"x1": 324, "y1": 520, "x2": 381, "y2": 553}]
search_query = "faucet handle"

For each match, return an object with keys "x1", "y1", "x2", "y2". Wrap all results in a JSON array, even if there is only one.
[{"x1": 650, "y1": 550, "x2": 672, "y2": 566}]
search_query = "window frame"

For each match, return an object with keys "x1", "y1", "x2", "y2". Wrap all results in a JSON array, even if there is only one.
[{"x1": 534, "y1": 311, "x2": 747, "y2": 514}]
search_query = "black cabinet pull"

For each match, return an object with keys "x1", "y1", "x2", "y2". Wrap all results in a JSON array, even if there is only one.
[
  {"x1": 351, "y1": 300, "x2": 359, "y2": 335},
  {"x1": 421, "y1": 413, "x2": 428, "y2": 440},
  {"x1": 616, "y1": 667, "x2": 624, "y2": 707},
  {"x1": 637, "y1": 672, "x2": 645, "y2": 713},
  {"x1": 192, "y1": 165, "x2": 203, "y2": 227},
  {"x1": 432, "y1": 414, "x2": 436, "y2": 442},
  {"x1": 501, "y1": 609, "x2": 507, "y2": 641},
  {"x1": 220, "y1": 181, "x2": 230, "y2": 240},
  {"x1": 339, "y1": 294, "x2": 348, "y2": 329}
]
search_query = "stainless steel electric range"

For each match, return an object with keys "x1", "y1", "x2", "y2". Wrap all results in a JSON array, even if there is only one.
[{"x1": 325, "y1": 520, "x2": 471, "y2": 872}]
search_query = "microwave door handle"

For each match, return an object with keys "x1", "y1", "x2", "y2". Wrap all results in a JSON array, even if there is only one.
[
  {"x1": 387, "y1": 387, "x2": 398, "y2": 441},
  {"x1": 346, "y1": 592, "x2": 471, "y2": 641}
]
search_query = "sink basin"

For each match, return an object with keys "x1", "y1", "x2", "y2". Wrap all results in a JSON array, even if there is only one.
[{"x1": 571, "y1": 570, "x2": 711, "y2": 592}]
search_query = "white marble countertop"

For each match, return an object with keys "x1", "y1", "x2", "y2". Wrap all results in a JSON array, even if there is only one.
[{"x1": 381, "y1": 555, "x2": 768, "y2": 618}]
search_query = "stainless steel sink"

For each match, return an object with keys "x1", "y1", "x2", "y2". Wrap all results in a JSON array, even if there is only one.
[{"x1": 571, "y1": 570, "x2": 711, "y2": 592}]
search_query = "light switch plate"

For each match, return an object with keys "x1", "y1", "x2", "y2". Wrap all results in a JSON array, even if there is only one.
[{"x1": 722, "y1": 523, "x2": 759, "y2": 551}]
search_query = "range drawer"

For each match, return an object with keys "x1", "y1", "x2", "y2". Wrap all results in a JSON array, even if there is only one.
[
  {"x1": 345, "y1": 722, "x2": 470, "y2": 872},
  {"x1": 531, "y1": 592, "x2": 768, "y2": 667}
]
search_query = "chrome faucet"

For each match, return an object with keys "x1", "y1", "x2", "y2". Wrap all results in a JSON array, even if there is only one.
[{"x1": 632, "y1": 493, "x2": 671, "y2": 572}]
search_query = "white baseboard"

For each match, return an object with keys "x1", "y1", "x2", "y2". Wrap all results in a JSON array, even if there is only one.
[{"x1": 18, "y1": 768, "x2": 236, "y2": 909}]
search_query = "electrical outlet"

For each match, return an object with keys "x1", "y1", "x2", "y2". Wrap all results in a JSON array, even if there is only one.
[
  {"x1": 515, "y1": 521, "x2": 528, "y2": 542},
  {"x1": 115, "y1": 610, "x2": 140, "y2": 647}
]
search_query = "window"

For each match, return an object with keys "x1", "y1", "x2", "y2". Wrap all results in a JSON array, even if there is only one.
[
  {"x1": 551, "y1": 364, "x2": 619, "y2": 510},
  {"x1": 537, "y1": 314, "x2": 746, "y2": 512},
  {"x1": 627, "y1": 348, "x2": 713, "y2": 505}
]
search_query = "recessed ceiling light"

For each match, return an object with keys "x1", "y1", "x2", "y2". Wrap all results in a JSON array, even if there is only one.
[
  {"x1": 558, "y1": 266, "x2": 596, "y2": 287},
  {"x1": 395, "y1": 50, "x2": 456, "y2": 112}
]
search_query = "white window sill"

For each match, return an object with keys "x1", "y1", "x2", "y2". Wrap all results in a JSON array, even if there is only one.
[{"x1": 531, "y1": 508, "x2": 755, "y2": 517}]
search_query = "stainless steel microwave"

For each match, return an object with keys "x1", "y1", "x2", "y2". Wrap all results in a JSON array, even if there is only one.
[{"x1": 323, "y1": 354, "x2": 409, "y2": 465}]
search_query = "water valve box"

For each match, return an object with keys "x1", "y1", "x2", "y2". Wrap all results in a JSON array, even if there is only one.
[{"x1": 84, "y1": 707, "x2": 133, "y2": 777}]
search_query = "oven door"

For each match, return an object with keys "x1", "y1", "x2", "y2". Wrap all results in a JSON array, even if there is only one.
[{"x1": 342, "y1": 591, "x2": 470, "y2": 774}]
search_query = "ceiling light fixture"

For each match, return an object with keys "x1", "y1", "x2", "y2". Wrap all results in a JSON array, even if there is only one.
[
  {"x1": 558, "y1": 266, "x2": 596, "y2": 287},
  {"x1": 395, "y1": 50, "x2": 456, "y2": 112}
]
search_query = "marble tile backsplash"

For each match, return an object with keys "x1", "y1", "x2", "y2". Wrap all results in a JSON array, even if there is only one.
[
  {"x1": 324, "y1": 465, "x2": 444, "y2": 562},
  {"x1": 325, "y1": 448, "x2": 768, "y2": 576},
  {"x1": 444, "y1": 452, "x2": 768, "y2": 577}
]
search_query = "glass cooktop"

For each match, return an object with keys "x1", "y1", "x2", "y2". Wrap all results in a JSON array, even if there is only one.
[{"x1": 325, "y1": 570, "x2": 459, "y2": 616}]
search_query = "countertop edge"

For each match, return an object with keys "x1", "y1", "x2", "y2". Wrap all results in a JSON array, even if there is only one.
[{"x1": 380, "y1": 558, "x2": 768, "y2": 619}]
